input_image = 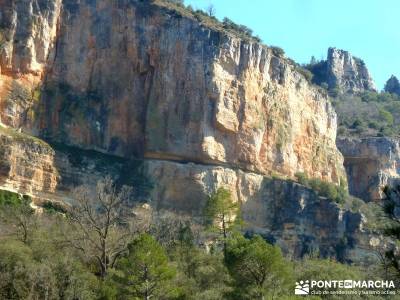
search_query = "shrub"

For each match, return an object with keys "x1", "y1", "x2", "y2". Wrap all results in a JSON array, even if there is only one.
[
  {"x1": 318, "y1": 180, "x2": 339, "y2": 200},
  {"x1": 304, "y1": 60, "x2": 328, "y2": 86},
  {"x1": 166, "y1": 0, "x2": 184, "y2": 6},
  {"x1": 295, "y1": 258, "x2": 365, "y2": 285},
  {"x1": 320, "y1": 82, "x2": 329, "y2": 90},
  {"x1": 360, "y1": 91, "x2": 400, "y2": 103},
  {"x1": 351, "y1": 119, "x2": 364, "y2": 129},
  {"x1": 7, "y1": 81, "x2": 31, "y2": 104},
  {"x1": 368, "y1": 121, "x2": 379, "y2": 129},
  {"x1": 295, "y1": 172, "x2": 308, "y2": 185},
  {"x1": 297, "y1": 67, "x2": 313, "y2": 83},
  {"x1": 270, "y1": 46, "x2": 285, "y2": 57},
  {"x1": 329, "y1": 86, "x2": 341, "y2": 98},
  {"x1": 334, "y1": 91, "x2": 400, "y2": 137},
  {"x1": 294, "y1": 173, "x2": 347, "y2": 204},
  {"x1": 379, "y1": 108, "x2": 394, "y2": 126},
  {"x1": 222, "y1": 17, "x2": 258, "y2": 41},
  {"x1": 42, "y1": 201, "x2": 67, "y2": 214},
  {"x1": 337, "y1": 126, "x2": 346, "y2": 135},
  {"x1": 379, "y1": 126, "x2": 393, "y2": 136},
  {"x1": 253, "y1": 35, "x2": 262, "y2": 43},
  {"x1": 353, "y1": 56, "x2": 365, "y2": 67},
  {"x1": 0, "y1": 190, "x2": 30, "y2": 207},
  {"x1": 156, "y1": 1, "x2": 266, "y2": 44}
]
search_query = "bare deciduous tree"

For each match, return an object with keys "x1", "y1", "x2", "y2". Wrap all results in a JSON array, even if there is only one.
[
  {"x1": 0, "y1": 198, "x2": 37, "y2": 244},
  {"x1": 149, "y1": 211, "x2": 201, "y2": 249},
  {"x1": 206, "y1": 4, "x2": 216, "y2": 17},
  {"x1": 66, "y1": 177, "x2": 134, "y2": 279}
]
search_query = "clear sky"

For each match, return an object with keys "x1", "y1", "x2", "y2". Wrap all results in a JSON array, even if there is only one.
[{"x1": 184, "y1": 0, "x2": 400, "y2": 90}]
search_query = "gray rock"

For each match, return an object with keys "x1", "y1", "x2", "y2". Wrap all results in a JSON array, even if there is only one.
[
  {"x1": 337, "y1": 136, "x2": 400, "y2": 201},
  {"x1": 307, "y1": 48, "x2": 376, "y2": 94},
  {"x1": 326, "y1": 47, "x2": 376, "y2": 93}
]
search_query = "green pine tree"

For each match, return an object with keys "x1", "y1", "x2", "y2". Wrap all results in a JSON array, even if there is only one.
[
  {"x1": 112, "y1": 234, "x2": 177, "y2": 300},
  {"x1": 203, "y1": 187, "x2": 242, "y2": 256},
  {"x1": 224, "y1": 233, "x2": 293, "y2": 300}
]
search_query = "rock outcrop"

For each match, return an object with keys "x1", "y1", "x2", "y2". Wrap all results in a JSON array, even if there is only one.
[
  {"x1": 337, "y1": 137, "x2": 400, "y2": 201},
  {"x1": 0, "y1": 127, "x2": 58, "y2": 196},
  {"x1": 307, "y1": 47, "x2": 376, "y2": 94},
  {"x1": 326, "y1": 48, "x2": 376, "y2": 93}
]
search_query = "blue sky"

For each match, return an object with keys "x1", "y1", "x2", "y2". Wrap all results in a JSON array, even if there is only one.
[{"x1": 184, "y1": 0, "x2": 400, "y2": 90}]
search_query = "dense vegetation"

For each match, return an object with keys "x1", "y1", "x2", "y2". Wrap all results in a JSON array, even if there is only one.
[
  {"x1": 376, "y1": 185, "x2": 400, "y2": 288},
  {"x1": 295, "y1": 173, "x2": 348, "y2": 204},
  {"x1": 0, "y1": 181, "x2": 396, "y2": 299},
  {"x1": 332, "y1": 91, "x2": 400, "y2": 138},
  {"x1": 302, "y1": 56, "x2": 400, "y2": 138}
]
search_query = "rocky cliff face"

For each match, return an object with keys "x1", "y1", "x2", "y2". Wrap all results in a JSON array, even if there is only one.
[
  {"x1": 148, "y1": 159, "x2": 379, "y2": 262},
  {"x1": 0, "y1": 0, "x2": 346, "y2": 184},
  {"x1": 0, "y1": 127, "x2": 378, "y2": 262},
  {"x1": 308, "y1": 47, "x2": 376, "y2": 94},
  {"x1": 0, "y1": 127, "x2": 58, "y2": 196},
  {"x1": 0, "y1": 0, "x2": 61, "y2": 127},
  {"x1": 0, "y1": 0, "x2": 61, "y2": 76},
  {"x1": 326, "y1": 48, "x2": 376, "y2": 93},
  {"x1": 337, "y1": 137, "x2": 400, "y2": 201},
  {"x1": 0, "y1": 125, "x2": 152, "y2": 204},
  {"x1": 0, "y1": 0, "x2": 376, "y2": 260}
]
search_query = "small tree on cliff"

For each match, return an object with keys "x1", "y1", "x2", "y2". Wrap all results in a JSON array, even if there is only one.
[
  {"x1": 203, "y1": 187, "x2": 241, "y2": 256},
  {"x1": 66, "y1": 177, "x2": 133, "y2": 279}
]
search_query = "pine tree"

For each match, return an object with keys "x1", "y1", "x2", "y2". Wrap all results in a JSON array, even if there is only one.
[
  {"x1": 113, "y1": 234, "x2": 176, "y2": 300},
  {"x1": 384, "y1": 75, "x2": 400, "y2": 96},
  {"x1": 225, "y1": 233, "x2": 292, "y2": 300},
  {"x1": 203, "y1": 187, "x2": 241, "y2": 256}
]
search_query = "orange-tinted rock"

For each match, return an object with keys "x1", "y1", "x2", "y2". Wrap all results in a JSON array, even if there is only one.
[{"x1": 5, "y1": 1, "x2": 345, "y2": 184}]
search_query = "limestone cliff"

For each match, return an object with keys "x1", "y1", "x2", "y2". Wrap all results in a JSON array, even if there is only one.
[
  {"x1": 326, "y1": 48, "x2": 376, "y2": 93},
  {"x1": 0, "y1": 0, "x2": 346, "y2": 185},
  {"x1": 0, "y1": 0, "x2": 370, "y2": 260},
  {"x1": 0, "y1": 127, "x2": 58, "y2": 196},
  {"x1": 0, "y1": 125, "x2": 151, "y2": 203},
  {"x1": 0, "y1": 127, "x2": 379, "y2": 262},
  {"x1": 337, "y1": 137, "x2": 400, "y2": 201},
  {"x1": 307, "y1": 47, "x2": 376, "y2": 94},
  {"x1": 0, "y1": 0, "x2": 61, "y2": 127},
  {"x1": 148, "y1": 159, "x2": 378, "y2": 262}
]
